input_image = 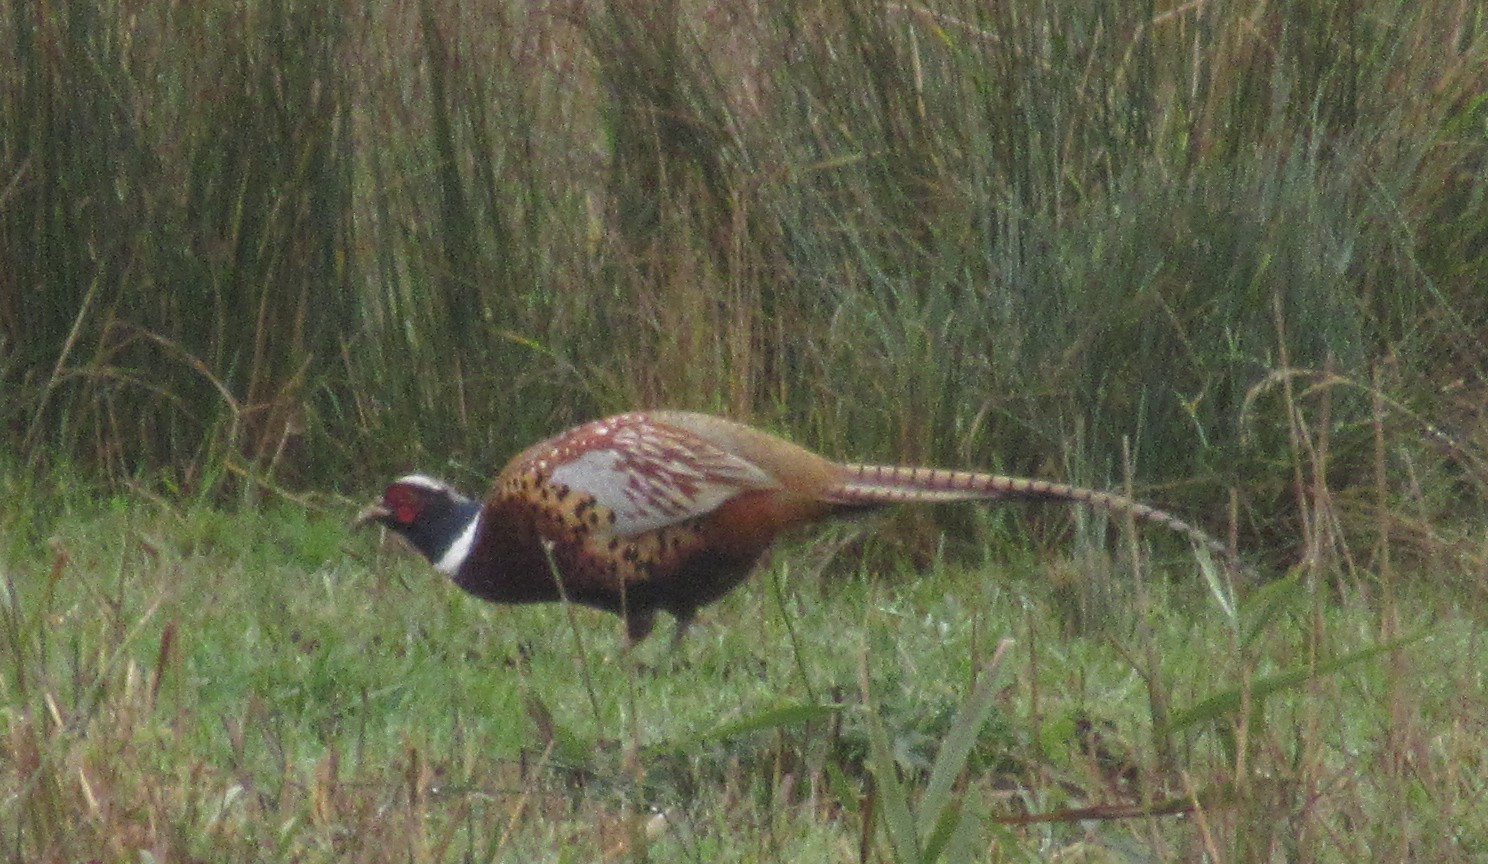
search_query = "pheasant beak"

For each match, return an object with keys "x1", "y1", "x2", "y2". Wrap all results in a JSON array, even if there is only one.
[{"x1": 352, "y1": 501, "x2": 393, "y2": 529}]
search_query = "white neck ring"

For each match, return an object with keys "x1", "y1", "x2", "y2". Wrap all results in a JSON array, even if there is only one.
[{"x1": 434, "y1": 514, "x2": 480, "y2": 575}]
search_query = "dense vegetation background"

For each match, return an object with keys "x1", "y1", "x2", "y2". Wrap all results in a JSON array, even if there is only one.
[
  {"x1": 2, "y1": 0, "x2": 1486, "y2": 861},
  {"x1": 4, "y1": 0, "x2": 1483, "y2": 537}
]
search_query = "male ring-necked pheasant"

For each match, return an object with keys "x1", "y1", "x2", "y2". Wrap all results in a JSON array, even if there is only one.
[{"x1": 358, "y1": 411, "x2": 1235, "y2": 647}]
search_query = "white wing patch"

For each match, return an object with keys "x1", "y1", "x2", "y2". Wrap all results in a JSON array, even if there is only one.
[
  {"x1": 549, "y1": 449, "x2": 632, "y2": 514},
  {"x1": 547, "y1": 423, "x2": 778, "y2": 537}
]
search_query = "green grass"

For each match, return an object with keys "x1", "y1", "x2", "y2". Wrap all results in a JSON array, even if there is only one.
[{"x1": 4, "y1": 488, "x2": 1485, "y2": 861}]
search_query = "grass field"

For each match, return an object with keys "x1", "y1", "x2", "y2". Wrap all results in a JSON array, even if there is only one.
[
  {"x1": 3, "y1": 477, "x2": 1485, "y2": 861},
  {"x1": 3, "y1": 0, "x2": 1487, "y2": 860}
]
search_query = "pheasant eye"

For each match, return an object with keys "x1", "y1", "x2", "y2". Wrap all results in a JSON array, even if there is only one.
[{"x1": 384, "y1": 486, "x2": 424, "y2": 525}]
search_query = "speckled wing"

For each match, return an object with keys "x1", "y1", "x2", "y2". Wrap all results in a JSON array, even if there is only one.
[{"x1": 518, "y1": 413, "x2": 782, "y2": 538}]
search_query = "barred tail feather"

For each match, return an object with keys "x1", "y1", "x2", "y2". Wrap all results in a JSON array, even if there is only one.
[{"x1": 829, "y1": 463, "x2": 1238, "y2": 568}]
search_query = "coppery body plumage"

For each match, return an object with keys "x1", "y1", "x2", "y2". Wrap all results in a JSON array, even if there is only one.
[{"x1": 359, "y1": 411, "x2": 1236, "y2": 645}]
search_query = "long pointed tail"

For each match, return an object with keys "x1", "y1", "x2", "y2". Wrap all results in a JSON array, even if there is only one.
[{"x1": 828, "y1": 464, "x2": 1238, "y2": 568}]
